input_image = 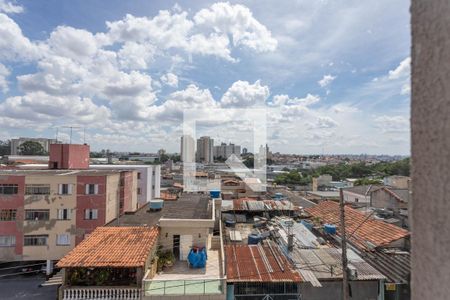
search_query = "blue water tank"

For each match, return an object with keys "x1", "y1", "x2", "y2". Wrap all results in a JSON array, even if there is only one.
[
  {"x1": 225, "y1": 220, "x2": 236, "y2": 228},
  {"x1": 274, "y1": 192, "x2": 283, "y2": 200},
  {"x1": 248, "y1": 233, "x2": 261, "y2": 245},
  {"x1": 301, "y1": 220, "x2": 314, "y2": 231},
  {"x1": 209, "y1": 190, "x2": 221, "y2": 198},
  {"x1": 149, "y1": 200, "x2": 164, "y2": 211},
  {"x1": 188, "y1": 248, "x2": 207, "y2": 268},
  {"x1": 324, "y1": 224, "x2": 337, "y2": 235}
]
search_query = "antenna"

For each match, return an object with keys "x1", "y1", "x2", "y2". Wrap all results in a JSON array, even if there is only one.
[
  {"x1": 62, "y1": 126, "x2": 82, "y2": 144},
  {"x1": 55, "y1": 127, "x2": 59, "y2": 143}
]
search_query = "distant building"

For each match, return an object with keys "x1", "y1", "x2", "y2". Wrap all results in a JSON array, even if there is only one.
[
  {"x1": 196, "y1": 136, "x2": 214, "y2": 164},
  {"x1": 92, "y1": 164, "x2": 161, "y2": 207},
  {"x1": 10, "y1": 137, "x2": 57, "y2": 155},
  {"x1": 180, "y1": 135, "x2": 195, "y2": 162},
  {"x1": 213, "y1": 142, "x2": 241, "y2": 160},
  {"x1": 384, "y1": 175, "x2": 411, "y2": 189},
  {"x1": 312, "y1": 174, "x2": 332, "y2": 191}
]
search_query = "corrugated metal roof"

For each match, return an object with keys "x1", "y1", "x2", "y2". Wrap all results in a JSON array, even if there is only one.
[
  {"x1": 291, "y1": 247, "x2": 385, "y2": 282},
  {"x1": 225, "y1": 242, "x2": 302, "y2": 283}
]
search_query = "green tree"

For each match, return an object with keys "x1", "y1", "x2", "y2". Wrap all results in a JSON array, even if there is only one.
[
  {"x1": 0, "y1": 140, "x2": 10, "y2": 156},
  {"x1": 19, "y1": 141, "x2": 46, "y2": 155}
]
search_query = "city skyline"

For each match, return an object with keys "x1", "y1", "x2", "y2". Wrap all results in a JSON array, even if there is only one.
[{"x1": 0, "y1": 0, "x2": 410, "y2": 154}]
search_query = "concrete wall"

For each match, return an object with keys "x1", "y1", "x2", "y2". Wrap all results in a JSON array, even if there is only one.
[
  {"x1": 343, "y1": 190, "x2": 370, "y2": 204},
  {"x1": 300, "y1": 280, "x2": 381, "y2": 300},
  {"x1": 371, "y1": 189, "x2": 408, "y2": 212},
  {"x1": 411, "y1": 1, "x2": 450, "y2": 299}
]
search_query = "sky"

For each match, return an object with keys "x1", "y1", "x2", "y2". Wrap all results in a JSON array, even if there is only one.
[{"x1": 0, "y1": 0, "x2": 411, "y2": 154}]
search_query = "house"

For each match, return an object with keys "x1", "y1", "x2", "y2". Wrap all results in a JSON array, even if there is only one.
[
  {"x1": 57, "y1": 226, "x2": 159, "y2": 300},
  {"x1": 342, "y1": 185, "x2": 382, "y2": 204},
  {"x1": 107, "y1": 193, "x2": 226, "y2": 299},
  {"x1": 305, "y1": 201, "x2": 411, "y2": 299},
  {"x1": 305, "y1": 201, "x2": 409, "y2": 250},
  {"x1": 383, "y1": 176, "x2": 410, "y2": 189}
]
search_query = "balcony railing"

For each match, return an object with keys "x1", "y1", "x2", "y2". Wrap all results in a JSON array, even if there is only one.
[
  {"x1": 62, "y1": 286, "x2": 140, "y2": 299},
  {"x1": 143, "y1": 279, "x2": 225, "y2": 296}
]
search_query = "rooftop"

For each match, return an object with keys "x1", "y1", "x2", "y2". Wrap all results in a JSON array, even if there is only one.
[
  {"x1": 0, "y1": 168, "x2": 134, "y2": 176},
  {"x1": 305, "y1": 201, "x2": 410, "y2": 250},
  {"x1": 108, "y1": 193, "x2": 212, "y2": 227},
  {"x1": 344, "y1": 185, "x2": 382, "y2": 196},
  {"x1": 56, "y1": 226, "x2": 159, "y2": 268},
  {"x1": 225, "y1": 242, "x2": 302, "y2": 283}
]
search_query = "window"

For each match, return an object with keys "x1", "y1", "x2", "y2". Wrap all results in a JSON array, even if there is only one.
[
  {"x1": 25, "y1": 184, "x2": 50, "y2": 195},
  {"x1": 0, "y1": 236, "x2": 15, "y2": 247},
  {"x1": 58, "y1": 184, "x2": 73, "y2": 195},
  {"x1": 137, "y1": 172, "x2": 141, "y2": 180},
  {"x1": 0, "y1": 209, "x2": 16, "y2": 221},
  {"x1": 57, "y1": 209, "x2": 71, "y2": 220},
  {"x1": 0, "y1": 184, "x2": 18, "y2": 195},
  {"x1": 25, "y1": 210, "x2": 49, "y2": 221},
  {"x1": 85, "y1": 184, "x2": 99, "y2": 195},
  {"x1": 24, "y1": 235, "x2": 48, "y2": 246},
  {"x1": 56, "y1": 234, "x2": 70, "y2": 246},
  {"x1": 84, "y1": 209, "x2": 98, "y2": 220},
  {"x1": 137, "y1": 188, "x2": 141, "y2": 195}
]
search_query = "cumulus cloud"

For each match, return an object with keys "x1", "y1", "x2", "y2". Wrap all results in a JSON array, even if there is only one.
[
  {"x1": 193, "y1": 2, "x2": 277, "y2": 52},
  {"x1": 221, "y1": 80, "x2": 269, "y2": 107},
  {"x1": 160, "y1": 72, "x2": 179, "y2": 87},
  {"x1": 0, "y1": 0, "x2": 23, "y2": 14},
  {"x1": 0, "y1": 13, "x2": 40, "y2": 61},
  {"x1": 318, "y1": 74, "x2": 336, "y2": 88},
  {"x1": 388, "y1": 57, "x2": 410, "y2": 80}
]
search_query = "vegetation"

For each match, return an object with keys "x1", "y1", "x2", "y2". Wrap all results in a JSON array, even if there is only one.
[
  {"x1": 156, "y1": 248, "x2": 175, "y2": 272},
  {"x1": 274, "y1": 158, "x2": 410, "y2": 185},
  {"x1": 18, "y1": 141, "x2": 46, "y2": 155},
  {"x1": 0, "y1": 140, "x2": 10, "y2": 156}
]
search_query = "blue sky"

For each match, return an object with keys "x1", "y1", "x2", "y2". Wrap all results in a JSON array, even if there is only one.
[{"x1": 0, "y1": 0, "x2": 411, "y2": 154}]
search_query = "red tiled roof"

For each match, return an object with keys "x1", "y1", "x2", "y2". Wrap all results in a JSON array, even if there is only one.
[
  {"x1": 225, "y1": 243, "x2": 302, "y2": 282},
  {"x1": 305, "y1": 201, "x2": 409, "y2": 250},
  {"x1": 57, "y1": 226, "x2": 159, "y2": 268}
]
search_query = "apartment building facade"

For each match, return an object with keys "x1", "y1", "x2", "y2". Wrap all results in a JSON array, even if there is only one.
[
  {"x1": 91, "y1": 164, "x2": 161, "y2": 207},
  {"x1": 0, "y1": 144, "x2": 138, "y2": 261}
]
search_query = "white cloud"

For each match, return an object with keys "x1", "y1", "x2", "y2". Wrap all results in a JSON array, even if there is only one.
[
  {"x1": 48, "y1": 26, "x2": 98, "y2": 62},
  {"x1": 318, "y1": 74, "x2": 336, "y2": 87},
  {"x1": 117, "y1": 42, "x2": 155, "y2": 70},
  {"x1": 221, "y1": 80, "x2": 269, "y2": 107},
  {"x1": 388, "y1": 57, "x2": 410, "y2": 80},
  {"x1": 0, "y1": 0, "x2": 23, "y2": 14},
  {"x1": 193, "y1": 2, "x2": 277, "y2": 52},
  {"x1": 0, "y1": 92, "x2": 111, "y2": 124},
  {"x1": 0, "y1": 63, "x2": 10, "y2": 93},
  {"x1": 374, "y1": 115, "x2": 409, "y2": 133},
  {"x1": 314, "y1": 116, "x2": 339, "y2": 129},
  {"x1": 0, "y1": 13, "x2": 40, "y2": 61},
  {"x1": 160, "y1": 72, "x2": 178, "y2": 87}
]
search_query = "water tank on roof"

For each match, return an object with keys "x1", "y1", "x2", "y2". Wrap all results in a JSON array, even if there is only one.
[
  {"x1": 209, "y1": 190, "x2": 221, "y2": 198},
  {"x1": 274, "y1": 192, "x2": 283, "y2": 200},
  {"x1": 324, "y1": 224, "x2": 337, "y2": 235},
  {"x1": 149, "y1": 200, "x2": 164, "y2": 211},
  {"x1": 248, "y1": 233, "x2": 262, "y2": 245},
  {"x1": 225, "y1": 220, "x2": 236, "y2": 228}
]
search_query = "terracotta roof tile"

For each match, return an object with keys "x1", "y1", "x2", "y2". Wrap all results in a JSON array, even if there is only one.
[
  {"x1": 57, "y1": 226, "x2": 159, "y2": 268},
  {"x1": 225, "y1": 243, "x2": 302, "y2": 282},
  {"x1": 305, "y1": 201, "x2": 409, "y2": 250}
]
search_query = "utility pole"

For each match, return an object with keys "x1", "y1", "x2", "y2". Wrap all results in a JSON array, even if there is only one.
[{"x1": 339, "y1": 188, "x2": 350, "y2": 300}]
